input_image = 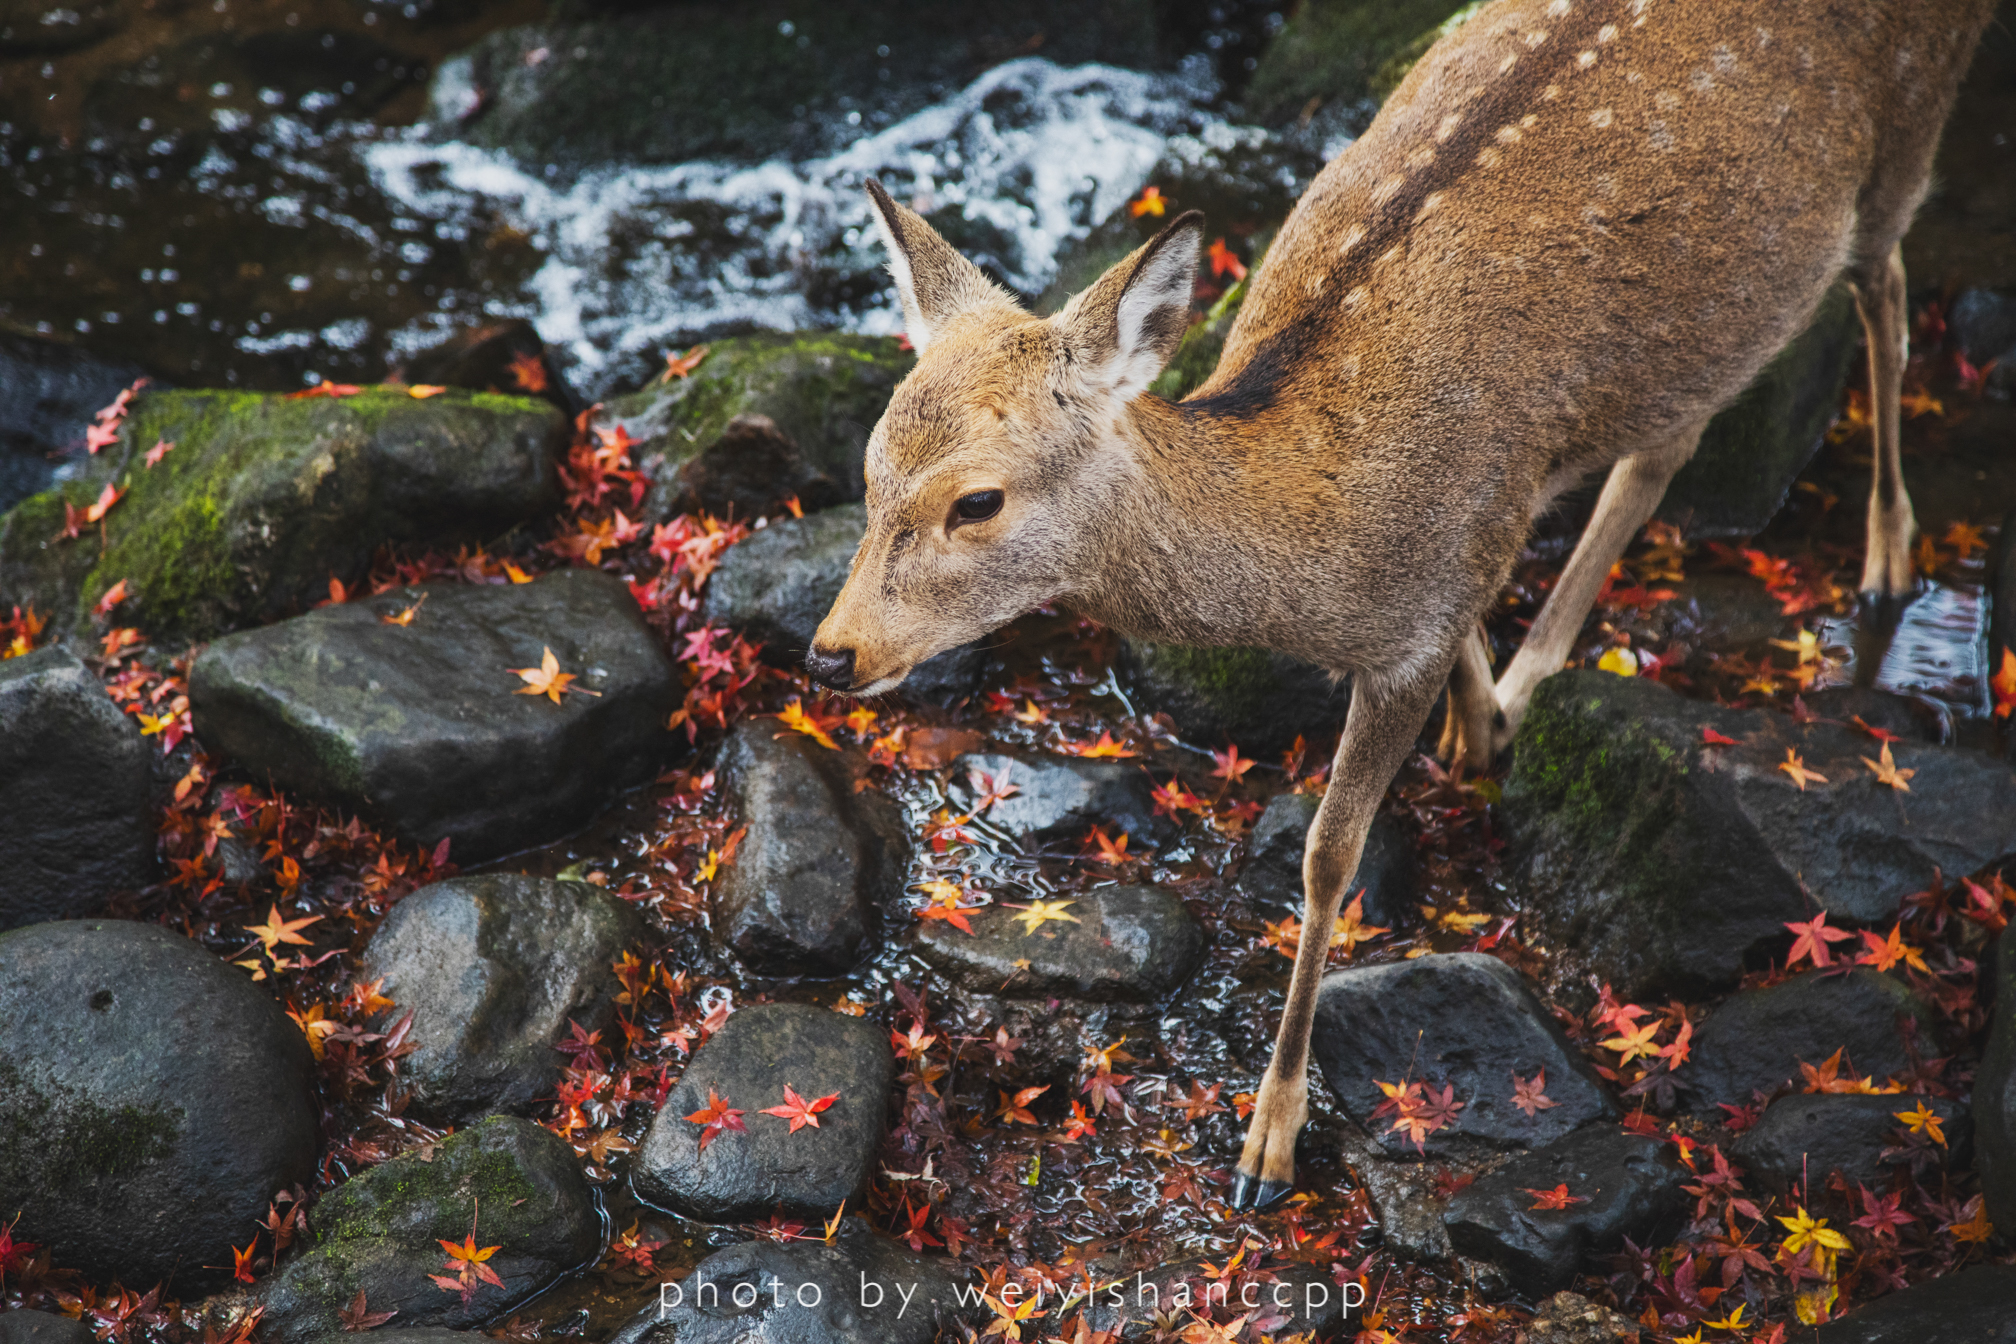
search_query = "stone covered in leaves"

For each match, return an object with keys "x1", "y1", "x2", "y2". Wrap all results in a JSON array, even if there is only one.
[
  {"x1": 256, "y1": 1116, "x2": 598, "y2": 1344},
  {"x1": 1236, "y1": 791, "x2": 1415, "y2": 929},
  {"x1": 358, "y1": 873, "x2": 646, "y2": 1123},
  {"x1": 0, "y1": 646, "x2": 154, "y2": 930},
  {"x1": 1309, "y1": 953, "x2": 1613, "y2": 1157},
  {"x1": 0, "y1": 387, "x2": 565, "y2": 641},
  {"x1": 0, "y1": 920, "x2": 318, "y2": 1288},
  {"x1": 1504, "y1": 671, "x2": 2016, "y2": 999},
  {"x1": 1119, "y1": 639, "x2": 1350, "y2": 757},
  {"x1": 1808, "y1": 1264, "x2": 2016, "y2": 1341},
  {"x1": 1731, "y1": 1092, "x2": 1968, "y2": 1197},
  {"x1": 711, "y1": 720, "x2": 907, "y2": 974},
  {"x1": 189, "y1": 568, "x2": 677, "y2": 864},
  {"x1": 951, "y1": 749, "x2": 1164, "y2": 847},
  {"x1": 633, "y1": 1003, "x2": 893, "y2": 1223},
  {"x1": 913, "y1": 884, "x2": 1204, "y2": 1004},
  {"x1": 607, "y1": 1216, "x2": 974, "y2": 1344},
  {"x1": 702, "y1": 503, "x2": 984, "y2": 702},
  {"x1": 1442, "y1": 1126, "x2": 1688, "y2": 1296},
  {"x1": 1675, "y1": 969, "x2": 1941, "y2": 1112}
]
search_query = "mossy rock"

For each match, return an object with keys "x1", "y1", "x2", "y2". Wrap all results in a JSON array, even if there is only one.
[
  {"x1": 1120, "y1": 639, "x2": 1349, "y2": 756},
  {"x1": 256, "y1": 1116, "x2": 597, "y2": 1344},
  {"x1": 0, "y1": 387, "x2": 565, "y2": 643},
  {"x1": 599, "y1": 334, "x2": 912, "y2": 520},
  {"x1": 1243, "y1": 0, "x2": 1479, "y2": 126}
]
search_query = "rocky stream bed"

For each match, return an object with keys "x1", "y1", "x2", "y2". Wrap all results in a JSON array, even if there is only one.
[{"x1": 7, "y1": 2, "x2": 2016, "y2": 1342}]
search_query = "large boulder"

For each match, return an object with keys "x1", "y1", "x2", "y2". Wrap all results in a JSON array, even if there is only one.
[
  {"x1": 633, "y1": 1004, "x2": 893, "y2": 1223},
  {"x1": 189, "y1": 568, "x2": 678, "y2": 864},
  {"x1": 1504, "y1": 671, "x2": 2016, "y2": 1000},
  {"x1": 358, "y1": 874, "x2": 646, "y2": 1123},
  {"x1": 0, "y1": 646, "x2": 154, "y2": 929},
  {"x1": 1119, "y1": 640, "x2": 1350, "y2": 757},
  {"x1": 1732, "y1": 1092, "x2": 1968, "y2": 1197},
  {"x1": 1810, "y1": 1265, "x2": 2016, "y2": 1342},
  {"x1": 913, "y1": 883, "x2": 1204, "y2": 1003},
  {"x1": 0, "y1": 387, "x2": 565, "y2": 642},
  {"x1": 711, "y1": 722, "x2": 907, "y2": 975},
  {"x1": 0, "y1": 920, "x2": 319, "y2": 1289},
  {"x1": 701, "y1": 504, "x2": 984, "y2": 702},
  {"x1": 0, "y1": 1312, "x2": 95, "y2": 1344},
  {"x1": 606, "y1": 1217, "x2": 973, "y2": 1344},
  {"x1": 1235, "y1": 792, "x2": 1415, "y2": 929},
  {"x1": 1309, "y1": 953, "x2": 1613, "y2": 1158},
  {"x1": 256, "y1": 1116, "x2": 598, "y2": 1344}
]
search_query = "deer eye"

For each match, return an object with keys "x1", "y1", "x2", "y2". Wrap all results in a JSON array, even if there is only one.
[{"x1": 953, "y1": 489, "x2": 1004, "y2": 523}]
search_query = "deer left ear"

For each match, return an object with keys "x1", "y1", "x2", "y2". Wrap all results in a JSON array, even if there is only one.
[
  {"x1": 1057, "y1": 210, "x2": 1205, "y2": 399},
  {"x1": 864, "y1": 178, "x2": 1017, "y2": 354}
]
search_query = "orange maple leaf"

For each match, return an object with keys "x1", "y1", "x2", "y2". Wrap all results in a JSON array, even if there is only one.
[
  {"x1": 1778, "y1": 748, "x2": 1827, "y2": 790},
  {"x1": 1128, "y1": 185, "x2": 1166, "y2": 217},
  {"x1": 684, "y1": 1087, "x2": 746, "y2": 1153},
  {"x1": 1993, "y1": 647, "x2": 2016, "y2": 721},
  {"x1": 660, "y1": 344, "x2": 709, "y2": 382},
  {"x1": 507, "y1": 350, "x2": 549, "y2": 393},
  {"x1": 510, "y1": 646, "x2": 599, "y2": 704},
  {"x1": 1523, "y1": 1184, "x2": 1589, "y2": 1210},
  {"x1": 1206, "y1": 236, "x2": 1247, "y2": 281}
]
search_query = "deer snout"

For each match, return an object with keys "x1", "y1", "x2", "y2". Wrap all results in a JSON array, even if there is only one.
[{"x1": 804, "y1": 645, "x2": 856, "y2": 692}]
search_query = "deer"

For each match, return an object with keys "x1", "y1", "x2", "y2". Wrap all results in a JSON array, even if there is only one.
[{"x1": 805, "y1": 0, "x2": 1998, "y2": 1209}]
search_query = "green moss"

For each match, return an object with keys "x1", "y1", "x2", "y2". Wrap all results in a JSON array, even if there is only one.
[
  {"x1": 312, "y1": 1116, "x2": 552, "y2": 1250},
  {"x1": 1245, "y1": 0, "x2": 1478, "y2": 123},
  {"x1": 0, "y1": 1059, "x2": 181, "y2": 1189}
]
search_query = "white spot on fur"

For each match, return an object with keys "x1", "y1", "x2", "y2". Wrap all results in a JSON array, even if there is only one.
[
  {"x1": 1690, "y1": 69, "x2": 1715, "y2": 93},
  {"x1": 1598, "y1": 23, "x2": 1618, "y2": 42},
  {"x1": 1345, "y1": 285, "x2": 1369, "y2": 307},
  {"x1": 1655, "y1": 89, "x2": 1681, "y2": 110},
  {"x1": 1436, "y1": 111, "x2": 1464, "y2": 141},
  {"x1": 1543, "y1": 83, "x2": 1562, "y2": 101},
  {"x1": 1476, "y1": 145, "x2": 1502, "y2": 167},
  {"x1": 1415, "y1": 191, "x2": 1445, "y2": 219},
  {"x1": 1521, "y1": 113, "x2": 1539, "y2": 129},
  {"x1": 1577, "y1": 50, "x2": 1597, "y2": 69},
  {"x1": 1499, "y1": 54, "x2": 1519, "y2": 74},
  {"x1": 1405, "y1": 146, "x2": 1437, "y2": 171},
  {"x1": 1546, "y1": 0, "x2": 1569, "y2": 15},
  {"x1": 1372, "y1": 175, "x2": 1406, "y2": 205},
  {"x1": 1711, "y1": 44, "x2": 1736, "y2": 74},
  {"x1": 1647, "y1": 120, "x2": 1674, "y2": 152},
  {"x1": 1337, "y1": 223, "x2": 1366, "y2": 254},
  {"x1": 1495, "y1": 124, "x2": 1523, "y2": 144},
  {"x1": 1756, "y1": 27, "x2": 1771, "y2": 48},
  {"x1": 1589, "y1": 107, "x2": 1614, "y2": 127},
  {"x1": 1524, "y1": 30, "x2": 1549, "y2": 48}
]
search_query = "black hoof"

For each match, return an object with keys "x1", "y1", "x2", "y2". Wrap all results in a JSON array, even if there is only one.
[{"x1": 1229, "y1": 1173, "x2": 1295, "y2": 1211}]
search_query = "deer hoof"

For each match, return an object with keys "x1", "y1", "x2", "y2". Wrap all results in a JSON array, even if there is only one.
[{"x1": 1230, "y1": 1172, "x2": 1295, "y2": 1211}]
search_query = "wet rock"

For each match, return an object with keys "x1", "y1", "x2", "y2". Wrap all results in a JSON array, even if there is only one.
[
  {"x1": 189, "y1": 568, "x2": 677, "y2": 864},
  {"x1": 1972, "y1": 926, "x2": 2016, "y2": 1229},
  {"x1": 1950, "y1": 287, "x2": 2016, "y2": 365},
  {"x1": 1504, "y1": 671, "x2": 2016, "y2": 999},
  {"x1": 1521, "y1": 1292, "x2": 1642, "y2": 1344},
  {"x1": 711, "y1": 721, "x2": 906, "y2": 974},
  {"x1": 1677, "y1": 970, "x2": 1940, "y2": 1112},
  {"x1": 1442, "y1": 1126, "x2": 1687, "y2": 1297},
  {"x1": 1244, "y1": 0, "x2": 1474, "y2": 126},
  {"x1": 0, "y1": 1313, "x2": 93, "y2": 1344},
  {"x1": 1809, "y1": 1264, "x2": 2016, "y2": 1341},
  {"x1": 358, "y1": 874, "x2": 647, "y2": 1124},
  {"x1": 436, "y1": 6, "x2": 1160, "y2": 172},
  {"x1": 1638, "y1": 573, "x2": 1792, "y2": 656},
  {"x1": 633, "y1": 1004, "x2": 894, "y2": 1223},
  {"x1": 701, "y1": 504, "x2": 984, "y2": 702},
  {"x1": 1235, "y1": 792, "x2": 1415, "y2": 929},
  {"x1": 0, "y1": 0, "x2": 121, "y2": 54},
  {"x1": 607, "y1": 1217, "x2": 973, "y2": 1344},
  {"x1": 257, "y1": 1116, "x2": 598, "y2": 1344},
  {"x1": 1078, "y1": 1255, "x2": 1349, "y2": 1340},
  {"x1": 0, "y1": 325, "x2": 152, "y2": 513},
  {"x1": 390, "y1": 319, "x2": 581, "y2": 416},
  {"x1": 1731, "y1": 1093, "x2": 1968, "y2": 1196},
  {"x1": 596, "y1": 335, "x2": 910, "y2": 517},
  {"x1": 1119, "y1": 640, "x2": 1350, "y2": 757},
  {"x1": 0, "y1": 920, "x2": 318, "y2": 1289},
  {"x1": 1656, "y1": 281, "x2": 1861, "y2": 538},
  {"x1": 951, "y1": 749, "x2": 1163, "y2": 848},
  {"x1": 0, "y1": 646, "x2": 154, "y2": 930},
  {"x1": 914, "y1": 884, "x2": 1204, "y2": 1003},
  {"x1": 1310, "y1": 953, "x2": 1613, "y2": 1158},
  {"x1": 1989, "y1": 512, "x2": 2016, "y2": 729},
  {"x1": 0, "y1": 387, "x2": 565, "y2": 642},
  {"x1": 1802, "y1": 686, "x2": 1949, "y2": 745}
]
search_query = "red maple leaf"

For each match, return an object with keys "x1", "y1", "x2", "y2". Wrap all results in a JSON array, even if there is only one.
[
  {"x1": 1511, "y1": 1069, "x2": 1559, "y2": 1118},
  {"x1": 1701, "y1": 726, "x2": 1740, "y2": 746},
  {"x1": 685, "y1": 1086, "x2": 746, "y2": 1153},
  {"x1": 1785, "y1": 910, "x2": 1854, "y2": 969},
  {"x1": 1523, "y1": 1184, "x2": 1588, "y2": 1210},
  {"x1": 760, "y1": 1084, "x2": 839, "y2": 1133}
]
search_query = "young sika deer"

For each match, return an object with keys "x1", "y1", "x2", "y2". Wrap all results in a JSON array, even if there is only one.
[{"x1": 808, "y1": 0, "x2": 1998, "y2": 1208}]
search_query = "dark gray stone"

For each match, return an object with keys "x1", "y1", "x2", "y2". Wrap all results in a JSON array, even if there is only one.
[
  {"x1": 0, "y1": 920, "x2": 318, "y2": 1289},
  {"x1": 359, "y1": 874, "x2": 646, "y2": 1123},
  {"x1": 1810, "y1": 1265, "x2": 2016, "y2": 1343},
  {"x1": 606, "y1": 1218, "x2": 974, "y2": 1344},
  {"x1": 1974, "y1": 926, "x2": 2016, "y2": 1230},
  {"x1": 1236, "y1": 792, "x2": 1415, "y2": 929},
  {"x1": 1803, "y1": 686, "x2": 1949, "y2": 745},
  {"x1": 633, "y1": 1004, "x2": 893, "y2": 1223},
  {"x1": 1505, "y1": 671, "x2": 2016, "y2": 999},
  {"x1": 914, "y1": 884, "x2": 1204, "y2": 1003},
  {"x1": 952, "y1": 750, "x2": 1163, "y2": 848},
  {"x1": 711, "y1": 722, "x2": 907, "y2": 974},
  {"x1": 1951, "y1": 287, "x2": 2016, "y2": 364},
  {"x1": 1442, "y1": 1126, "x2": 1687, "y2": 1296},
  {"x1": 0, "y1": 646, "x2": 154, "y2": 929},
  {"x1": 0, "y1": 1310, "x2": 96, "y2": 1344},
  {"x1": 389, "y1": 318, "x2": 581, "y2": 416},
  {"x1": 1310, "y1": 953, "x2": 1614, "y2": 1158},
  {"x1": 1732, "y1": 1092, "x2": 1968, "y2": 1196},
  {"x1": 0, "y1": 327, "x2": 151, "y2": 513},
  {"x1": 1119, "y1": 639, "x2": 1350, "y2": 757},
  {"x1": 257, "y1": 1117, "x2": 598, "y2": 1344},
  {"x1": 1677, "y1": 970, "x2": 1940, "y2": 1112},
  {"x1": 189, "y1": 568, "x2": 678, "y2": 864},
  {"x1": 702, "y1": 504, "x2": 984, "y2": 703}
]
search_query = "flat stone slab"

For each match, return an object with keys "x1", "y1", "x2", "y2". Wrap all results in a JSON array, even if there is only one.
[
  {"x1": 914, "y1": 883, "x2": 1204, "y2": 1003},
  {"x1": 189, "y1": 567, "x2": 677, "y2": 863},
  {"x1": 951, "y1": 750, "x2": 1163, "y2": 847}
]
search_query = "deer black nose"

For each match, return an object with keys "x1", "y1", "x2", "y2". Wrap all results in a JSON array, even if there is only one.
[{"x1": 804, "y1": 645, "x2": 856, "y2": 692}]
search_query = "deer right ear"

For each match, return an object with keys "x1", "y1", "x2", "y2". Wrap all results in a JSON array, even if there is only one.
[{"x1": 864, "y1": 179, "x2": 1014, "y2": 354}]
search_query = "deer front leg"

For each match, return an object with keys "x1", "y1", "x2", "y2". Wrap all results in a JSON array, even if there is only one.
[
  {"x1": 1489, "y1": 421, "x2": 1706, "y2": 751},
  {"x1": 1854, "y1": 243, "x2": 1916, "y2": 605},
  {"x1": 1231, "y1": 667, "x2": 1449, "y2": 1211}
]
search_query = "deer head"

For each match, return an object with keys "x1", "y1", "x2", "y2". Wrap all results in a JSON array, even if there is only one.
[{"x1": 806, "y1": 179, "x2": 1204, "y2": 694}]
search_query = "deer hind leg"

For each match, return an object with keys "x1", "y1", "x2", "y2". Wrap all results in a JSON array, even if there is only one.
[
  {"x1": 1854, "y1": 243, "x2": 1916, "y2": 604},
  {"x1": 1436, "y1": 623, "x2": 1500, "y2": 772},
  {"x1": 1232, "y1": 664, "x2": 1447, "y2": 1210},
  {"x1": 1491, "y1": 422, "x2": 1707, "y2": 751}
]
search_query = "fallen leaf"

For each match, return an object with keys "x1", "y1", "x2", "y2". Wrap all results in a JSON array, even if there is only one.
[
  {"x1": 1523, "y1": 1184, "x2": 1588, "y2": 1210},
  {"x1": 407, "y1": 384, "x2": 448, "y2": 399},
  {"x1": 760, "y1": 1084, "x2": 839, "y2": 1133},
  {"x1": 1860, "y1": 741, "x2": 1914, "y2": 791},
  {"x1": 1778, "y1": 748, "x2": 1827, "y2": 790},
  {"x1": 510, "y1": 646, "x2": 599, "y2": 704}
]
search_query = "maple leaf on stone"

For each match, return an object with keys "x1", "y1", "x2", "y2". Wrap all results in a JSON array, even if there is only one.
[
  {"x1": 510, "y1": 646, "x2": 598, "y2": 704},
  {"x1": 1894, "y1": 1100, "x2": 1947, "y2": 1147},
  {"x1": 1511, "y1": 1069, "x2": 1559, "y2": 1118},
  {"x1": 1860, "y1": 741, "x2": 1914, "y2": 791},
  {"x1": 660, "y1": 344, "x2": 709, "y2": 382},
  {"x1": 684, "y1": 1087, "x2": 745, "y2": 1153},
  {"x1": 407, "y1": 384, "x2": 447, "y2": 399},
  {"x1": 337, "y1": 1290, "x2": 397, "y2": 1332},
  {"x1": 432, "y1": 1210, "x2": 506, "y2": 1306},
  {"x1": 1084, "y1": 825, "x2": 1131, "y2": 865},
  {"x1": 1003, "y1": 898, "x2": 1080, "y2": 935},
  {"x1": 760, "y1": 1084, "x2": 839, "y2": 1133},
  {"x1": 1209, "y1": 742, "x2": 1255, "y2": 784},
  {"x1": 1061, "y1": 729, "x2": 1137, "y2": 759},
  {"x1": 1856, "y1": 922, "x2": 1928, "y2": 974},
  {"x1": 1602, "y1": 1018, "x2": 1661, "y2": 1066},
  {"x1": 1946, "y1": 1195, "x2": 1994, "y2": 1245},
  {"x1": 1523, "y1": 1184, "x2": 1588, "y2": 1210},
  {"x1": 1778, "y1": 748, "x2": 1827, "y2": 790},
  {"x1": 1785, "y1": 910, "x2": 1854, "y2": 969},
  {"x1": 380, "y1": 594, "x2": 426, "y2": 627},
  {"x1": 144, "y1": 438, "x2": 175, "y2": 467}
]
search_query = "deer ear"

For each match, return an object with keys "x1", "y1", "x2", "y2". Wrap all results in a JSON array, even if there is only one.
[
  {"x1": 864, "y1": 178, "x2": 1014, "y2": 353},
  {"x1": 1057, "y1": 210, "x2": 1205, "y2": 399}
]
